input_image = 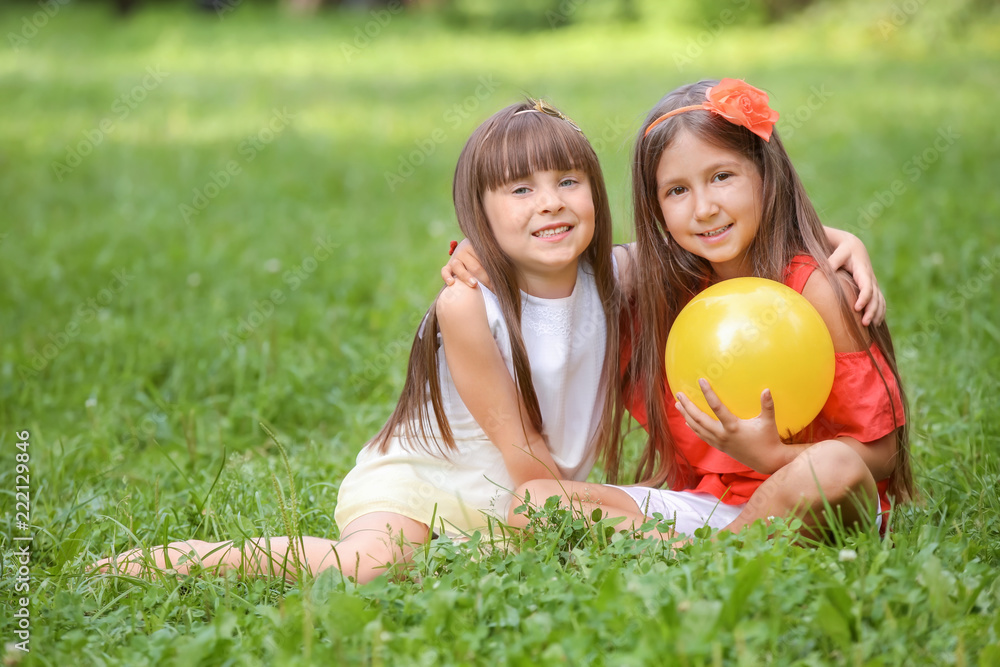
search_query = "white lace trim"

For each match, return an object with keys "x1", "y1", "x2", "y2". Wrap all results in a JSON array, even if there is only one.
[{"x1": 522, "y1": 301, "x2": 574, "y2": 337}]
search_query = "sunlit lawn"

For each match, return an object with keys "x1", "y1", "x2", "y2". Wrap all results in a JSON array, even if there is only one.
[{"x1": 2, "y1": 1, "x2": 999, "y2": 664}]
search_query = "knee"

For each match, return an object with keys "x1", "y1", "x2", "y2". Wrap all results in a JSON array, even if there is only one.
[
  {"x1": 514, "y1": 479, "x2": 564, "y2": 507},
  {"x1": 797, "y1": 440, "x2": 876, "y2": 505},
  {"x1": 509, "y1": 479, "x2": 564, "y2": 525}
]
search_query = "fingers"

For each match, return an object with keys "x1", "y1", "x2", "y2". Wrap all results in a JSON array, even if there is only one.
[
  {"x1": 441, "y1": 240, "x2": 479, "y2": 287},
  {"x1": 845, "y1": 250, "x2": 886, "y2": 326},
  {"x1": 452, "y1": 239, "x2": 480, "y2": 288},
  {"x1": 89, "y1": 552, "x2": 142, "y2": 576},
  {"x1": 90, "y1": 543, "x2": 199, "y2": 577},
  {"x1": 758, "y1": 389, "x2": 781, "y2": 436},
  {"x1": 441, "y1": 265, "x2": 456, "y2": 286},
  {"x1": 856, "y1": 280, "x2": 886, "y2": 326},
  {"x1": 675, "y1": 379, "x2": 742, "y2": 443},
  {"x1": 862, "y1": 286, "x2": 886, "y2": 327},
  {"x1": 697, "y1": 379, "x2": 740, "y2": 429},
  {"x1": 759, "y1": 388, "x2": 775, "y2": 414},
  {"x1": 444, "y1": 239, "x2": 493, "y2": 289},
  {"x1": 89, "y1": 549, "x2": 140, "y2": 575},
  {"x1": 442, "y1": 259, "x2": 478, "y2": 288},
  {"x1": 858, "y1": 290, "x2": 871, "y2": 325},
  {"x1": 854, "y1": 273, "x2": 873, "y2": 312},
  {"x1": 675, "y1": 392, "x2": 717, "y2": 442},
  {"x1": 455, "y1": 261, "x2": 480, "y2": 288},
  {"x1": 828, "y1": 230, "x2": 884, "y2": 325},
  {"x1": 88, "y1": 557, "x2": 110, "y2": 574}
]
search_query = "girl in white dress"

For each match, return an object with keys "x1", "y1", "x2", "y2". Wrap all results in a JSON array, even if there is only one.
[{"x1": 94, "y1": 99, "x2": 632, "y2": 584}]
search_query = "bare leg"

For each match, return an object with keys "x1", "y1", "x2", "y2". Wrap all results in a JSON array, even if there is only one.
[
  {"x1": 723, "y1": 439, "x2": 880, "y2": 541},
  {"x1": 508, "y1": 479, "x2": 675, "y2": 539},
  {"x1": 92, "y1": 512, "x2": 430, "y2": 585},
  {"x1": 326, "y1": 512, "x2": 430, "y2": 583}
]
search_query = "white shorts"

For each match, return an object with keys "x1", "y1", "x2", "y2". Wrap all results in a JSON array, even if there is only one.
[
  {"x1": 610, "y1": 486, "x2": 745, "y2": 537},
  {"x1": 612, "y1": 486, "x2": 884, "y2": 535}
]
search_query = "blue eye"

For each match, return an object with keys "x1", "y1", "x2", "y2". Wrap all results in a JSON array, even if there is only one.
[
  {"x1": 560, "y1": 178, "x2": 577, "y2": 187},
  {"x1": 513, "y1": 186, "x2": 529, "y2": 195}
]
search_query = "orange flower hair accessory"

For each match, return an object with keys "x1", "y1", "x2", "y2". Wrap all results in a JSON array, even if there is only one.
[{"x1": 644, "y1": 79, "x2": 780, "y2": 142}]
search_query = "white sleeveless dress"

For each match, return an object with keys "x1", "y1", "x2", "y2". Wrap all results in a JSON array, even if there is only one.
[{"x1": 334, "y1": 263, "x2": 608, "y2": 537}]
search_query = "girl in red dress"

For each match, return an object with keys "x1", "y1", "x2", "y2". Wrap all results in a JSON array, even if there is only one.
[{"x1": 511, "y1": 79, "x2": 914, "y2": 540}]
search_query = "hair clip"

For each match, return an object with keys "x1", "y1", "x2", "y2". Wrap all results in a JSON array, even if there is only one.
[{"x1": 515, "y1": 98, "x2": 584, "y2": 135}]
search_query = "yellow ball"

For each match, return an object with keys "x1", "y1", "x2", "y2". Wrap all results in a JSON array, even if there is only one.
[{"x1": 665, "y1": 277, "x2": 835, "y2": 438}]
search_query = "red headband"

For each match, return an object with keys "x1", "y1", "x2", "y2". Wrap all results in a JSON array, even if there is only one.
[{"x1": 644, "y1": 78, "x2": 780, "y2": 142}]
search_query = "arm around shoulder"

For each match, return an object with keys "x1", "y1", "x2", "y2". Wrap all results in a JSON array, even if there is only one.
[{"x1": 822, "y1": 225, "x2": 886, "y2": 326}]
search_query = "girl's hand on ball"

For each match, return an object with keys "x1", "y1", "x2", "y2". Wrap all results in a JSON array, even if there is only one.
[{"x1": 675, "y1": 379, "x2": 786, "y2": 474}]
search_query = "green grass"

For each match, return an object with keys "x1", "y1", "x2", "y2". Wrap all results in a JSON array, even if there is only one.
[{"x1": 2, "y1": 1, "x2": 1000, "y2": 664}]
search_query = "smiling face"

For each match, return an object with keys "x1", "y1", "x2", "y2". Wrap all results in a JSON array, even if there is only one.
[
  {"x1": 655, "y1": 129, "x2": 763, "y2": 280},
  {"x1": 482, "y1": 168, "x2": 595, "y2": 297}
]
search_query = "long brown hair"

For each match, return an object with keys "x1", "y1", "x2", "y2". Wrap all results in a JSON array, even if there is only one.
[
  {"x1": 628, "y1": 80, "x2": 913, "y2": 502},
  {"x1": 373, "y1": 101, "x2": 626, "y2": 482}
]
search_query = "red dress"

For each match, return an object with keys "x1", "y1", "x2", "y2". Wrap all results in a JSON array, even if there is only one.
[{"x1": 624, "y1": 255, "x2": 905, "y2": 514}]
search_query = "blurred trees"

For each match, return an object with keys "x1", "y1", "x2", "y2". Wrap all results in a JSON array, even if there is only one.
[{"x1": 14, "y1": 0, "x2": 1000, "y2": 28}]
